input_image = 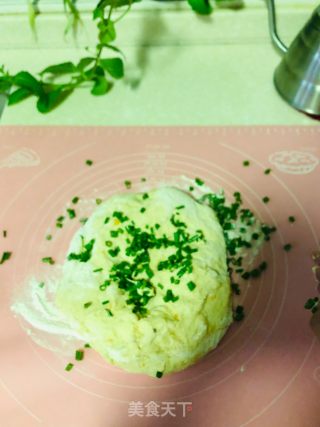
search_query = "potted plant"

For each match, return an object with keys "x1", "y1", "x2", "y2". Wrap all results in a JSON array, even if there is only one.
[{"x1": 0, "y1": 0, "x2": 243, "y2": 113}]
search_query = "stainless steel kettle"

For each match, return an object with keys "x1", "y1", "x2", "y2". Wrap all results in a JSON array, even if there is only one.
[{"x1": 266, "y1": 0, "x2": 320, "y2": 115}]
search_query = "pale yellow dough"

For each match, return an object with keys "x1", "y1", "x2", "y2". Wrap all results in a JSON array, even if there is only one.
[{"x1": 56, "y1": 187, "x2": 232, "y2": 377}]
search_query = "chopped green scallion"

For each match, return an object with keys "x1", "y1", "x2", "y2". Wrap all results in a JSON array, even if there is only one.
[
  {"x1": 65, "y1": 363, "x2": 74, "y2": 371},
  {"x1": 41, "y1": 256, "x2": 55, "y2": 265},
  {"x1": 0, "y1": 251, "x2": 12, "y2": 264},
  {"x1": 163, "y1": 289, "x2": 179, "y2": 303},
  {"x1": 67, "y1": 208, "x2": 76, "y2": 219},
  {"x1": 187, "y1": 281, "x2": 196, "y2": 291},
  {"x1": 83, "y1": 302, "x2": 92, "y2": 309},
  {"x1": 75, "y1": 349, "x2": 84, "y2": 361},
  {"x1": 195, "y1": 177, "x2": 204, "y2": 186}
]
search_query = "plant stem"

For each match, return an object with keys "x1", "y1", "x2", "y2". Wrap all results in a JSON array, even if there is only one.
[{"x1": 94, "y1": 5, "x2": 114, "y2": 68}]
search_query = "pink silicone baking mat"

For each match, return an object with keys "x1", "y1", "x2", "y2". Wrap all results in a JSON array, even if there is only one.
[{"x1": 0, "y1": 126, "x2": 319, "y2": 427}]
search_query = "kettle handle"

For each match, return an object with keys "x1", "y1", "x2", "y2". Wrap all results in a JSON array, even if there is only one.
[{"x1": 265, "y1": 0, "x2": 288, "y2": 55}]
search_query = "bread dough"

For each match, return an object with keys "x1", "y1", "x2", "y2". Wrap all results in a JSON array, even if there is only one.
[{"x1": 56, "y1": 187, "x2": 232, "y2": 377}]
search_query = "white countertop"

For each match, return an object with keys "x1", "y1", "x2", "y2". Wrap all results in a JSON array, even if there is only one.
[{"x1": 0, "y1": 1, "x2": 318, "y2": 125}]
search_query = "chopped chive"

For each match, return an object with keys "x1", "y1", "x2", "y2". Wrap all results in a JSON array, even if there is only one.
[
  {"x1": 304, "y1": 297, "x2": 319, "y2": 313},
  {"x1": 65, "y1": 363, "x2": 74, "y2": 371},
  {"x1": 86, "y1": 159, "x2": 93, "y2": 166},
  {"x1": 41, "y1": 256, "x2": 55, "y2": 265},
  {"x1": 231, "y1": 283, "x2": 241, "y2": 295},
  {"x1": 154, "y1": 223, "x2": 160, "y2": 229},
  {"x1": 189, "y1": 186, "x2": 194, "y2": 192},
  {"x1": 283, "y1": 243, "x2": 292, "y2": 252},
  {"x1": 99, "y1": 280, "x2": 111, "y2": 291},
  {"x1": 187, "y1": 281, "x2": 196, "y2": 291},
  {"x1": 142, "y1": 193, "x2": 149, "y2": 200},
  {"x1": 195, "y1": 177, "x2": 204, "y2": 186},
  {"x1": 105, "y1": 308, "x2": 113, "y2": 316},
  {"x1": 176, "y1": 205, "x2": 185, "y2": 210},
  {"x1": 288, "y1": 216, "x2": 296, "y2": 223},
  {"x1": 141, "y1": 177, "x2": 146, "y2": 182},
  {"x1": 262, "y1": 196, "x2": 270, "y2": 204},
  {"x1": 112, "y1": 211, "x2": 128, "y2": 223},
  {"x1": 3, "y1": 230, "x2": 7, "y2": 238},
  {"x1": 259, "y1": 261, "x2": 268, "y2": 271},
  {"x1": 264, "y1": 168, "x2": 272, "y2": 175},
  {"x1": 72, "y1": 196, "x2": 79, "y2": 204},
  {"x1": 102, "y1": 300, "x2": 109, "y2": 305},
  {"x1": 67, "y1": 237, "x2": 95, "y2": 263},
  {"x1": 38, "y1": 282, "x2": 45, "y2": 288},
  {"x1": 75, "y1": 349, "x2": 84, "y2": 361},
  {"x1": 46, "y1": 234, "x2": 52, "y2": 241},
  {"x1": 56, "y1": 215, "x2": 64, "y2": 228},
  {"x1": 84, "y1": 343, "x2": 91, "y2": 348},
  {"x1": 243, "y1": 160, "x2": 250, "y2": 167},
  {"x1": 156, "y1": 371, "x2": 163, "y2": 378},
  {"x1": 163, "y1": 289, "x2": 179, "y2": 303},
  {"x1": 93, "y1": 267, "x2": 103, "y2": 272},
  {"x1": 105, "y1": 240, "x2": 112, "y2": 247},
  {"x1": 108, "y1": 247, "x2": 120, "y2": 257},
  {"x1": 96, "y1": 198, "x2": 102, "y2": 205},
  {"x1": 233, "y1": 192, "x2": 242, "y2": 203},
  {"x1": 104, "y1": 217, "x2": 110, "y2": 224},
  {"x1": 83, "y1": 302, "x2": 92, "y2": 309},
  {"x1": 124, "y1": 180, "x2": 132, "y2": 189},
  {"x1": 67, "y1": 208, "x2": 76, "y2": 219},
  {"x1": 0, "y1": 251, "x2": 12, "y2": 264},
  {"x1": 140, "y1": 207, "x2": 146, "y2": 213},
  {"x1": 79, "y1": 217, "x2": 88, "y2": 225},
  {"x1": 233, "y1": 305, "x2": 244, "y2": 321},
  {"x1": 157, "y1": 283, "x2": 164, "y2": 289}
]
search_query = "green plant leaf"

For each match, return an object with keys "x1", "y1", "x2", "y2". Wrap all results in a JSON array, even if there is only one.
[
  {"x1": 93, "y1": 0, "x2": 107, "y2": 20},
  {"x1": 36, "y1": 87, "x2": 73, "y2": 113},
  {"x1": 98, "y1": 20, "x2": 116, "y2": 44},
  {"x1": 13, "y1": 71, "x2": 43, "y2": 95},
  {"x1": 77, "y1": 57, "x2": 95, "y2": 71},
  {"x1": 84, "y1": 65, "x2": 105, "y2": 80},
  {"x1": 99, "y1": 57, "x2": 124, "y2": 79},
  {"x1": 0, "y1": 77, "x2": 12, "y2": 93},
  {"x1": 39, "y1": 62, "x2": 76, "y2": 76},
  {"x1": 8, "y1": 87, "x2": 32, "y2": 105},
  {"x1": 187, "y1": 0, "x2": 213, "y2": 15},
  {"x1": 91, "y1": 76, "x2": 111, "y2": 96}
]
